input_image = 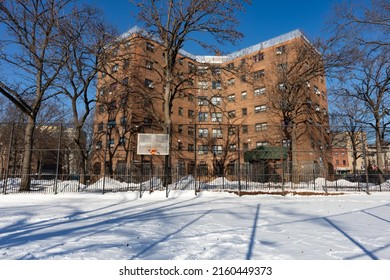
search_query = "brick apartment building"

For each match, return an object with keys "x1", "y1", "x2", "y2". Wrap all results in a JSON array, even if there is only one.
[{"x1": 92, "y1": 27, "x2": 331, "y2": 178}]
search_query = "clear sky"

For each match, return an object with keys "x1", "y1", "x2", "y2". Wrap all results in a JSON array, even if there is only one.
[{"x1": 88, "y1": 0, "x2": 341, "y2": 55}]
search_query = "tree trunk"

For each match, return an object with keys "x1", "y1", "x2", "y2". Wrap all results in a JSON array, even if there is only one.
[
  {"x1": 291, "y1": 123, "x2": 299, "y2": 183},
  {"x1": 19, "y1": 116, "x2": 36, "y2": 192},
  {"x1": 375, "y1": 123, "x2": 385, "y2": 184}
]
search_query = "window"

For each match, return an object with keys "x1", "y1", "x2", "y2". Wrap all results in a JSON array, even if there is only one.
[
  {"x1": 242, "y1": 125, "x2": 248, "y2": 133},
  {"x1": 227, "y1": 62, "x2": 234, "y2": 69},
  {"x1": 98, "y1": 105, "x2": 105, "y2": 114},
  {"x1": 228, "y1": 110, "x2": 236, "y2": 118},
  {"x1": 343, "y1": 160, "x2": 347, "y2": 166},
  {"x1": 108, "y1": 138, "x2": 115, "y2": 148},
  {"x1": 198, "y1": 145, "x2": 209, "y2": 154},
  {"x1": 198, "y1": 96, "x2": 208, "y2": 106},
  {"x1": 123, "y1": 59, "x2": 130, "y2": 69},
  {"x1": 111, "y1": 64, "x2": 119, "y2": 73},
  {"x1": 256, "y1": 141, "x2": 269, "y2": 147},
  {"x1": 95, "y1": 141, "x2": 102, "y2": 150},
  {"x1": 211, "y1": 96, "x2": 222, "y2": 105},
  {"x1": 145, "y1": 60, "x2": 153, "y2": 69},
  {"x1": 254, "y1": 87, "x2": 266, "y2": 96},
  {"x1": 98, "y1": 122, "x2": 103, "y2": 131},
  {"x1": 188, "y1": 144, "x2": 194, "y2": 151},
  {"x1": 227, "y1": 94, "x2": 235, "y2": 102},
  {"x1": 212, "y1": 128, "x2": 223, "y2": 138},
  {"x1": 198, "y1": 65, "x2": 208, "y2": 74},
  {"x1": 241, "y1": 91, "x2": 247, "y2": 100},
  {"x1": 229, "y1": 144, "x2": 237, "y2": 151},
  {"x1": 188, "y1": 126, "x2": 194, "y2": 135},
  {"x1": 198, "y1": 80, "x2": 208, "y2": 89},
  {"x1": 253, "y1": 52, "x2": 264, "y2": 62},
  {"x1": 143, "y1": 117, "x2": 152, "y2": 127},
  {"x1": 228, "y1": 78, "x2": 235, "y2": 85},
  {"x1": 255, "y1": 104, "x2": 267, "y2": 113},
  {"x1": 119, "y1": 137, "x2": 126, "y2": 145},
  {"x1": 145, "y1": 79, "x2": 154, "y2": 89},
  {"x1": 178, "y1": 125, "x2": 183, "y2": 134},
  {"x1": 108, "y1": 119, "x2": 116, "y2": 129},
  {"x1": 282, "y1": 139, "x2": 290, "y2": 147},
  {"x1": 146, "y1": 42, "x2": 155, "y2": 52},
  {"x1": 177, "y1": 141, "x2": 183, "y2": 151},
  {"x1": 276, "y1": 45, "x2": 286, "y2": 54},
  {"x1": 212, "y1": 112, "x2": 222, "y2": 122},
  {"x1": 120, "y1": 116, "x2": 127, "y2": 126},
  {"x1": 212, "y1": 67, "x2": 221, "y2": 75},
  {"x1": 178, "y1": 107, "x2": 183, "y2": 115},
  {"x1": 278, "y1": 83, "x2": 286, "y2": 91},
  {"x1": 253, "y1": 69, "x2": 265, "y2": 79},
  {"x1": 255, "y1": 122, "x2": 267, "y2": 131},
  {"x1": 278, "y1": 63, "x2": 288, "y2": 71},
  {"x1": 212, "y1": 145, "x2": 223, "y2": 155},
  {"x1": 243, "y1": 143, "x2": 249, "y2": 151},
  {"x1": 188, "y1": 110, "x2": 195, "y2": 118},
  {"x1": 242, "y1": 108, "x2": 247, "y2": 116},
  {"x1": 198, "y1": 112, "x2": 208, "y2": 122},
  {"x1": 188, "y1": 93, "x2": 194, "y2": 102},
  {"x1": 188, "y1": 62, "x2": 196, "y2": 71},
  {"x1": 228, "y1": 127, "x2": 236, "y2": 135},
  {"x1": 314, "y1": 85, "x2": 320, "y2": 95},
  {"x1": 198, "y1": 128, "x2": 209, "y2": 138},
  {"x1": 212, "y1": 80, "x2": 221, "y2": 89},
  {"x1": 187, "y1": 78, "x2": 194, "y2": 86},
  {"x1": 240, "y1": 75, "x2": 247, "y2": 82}
]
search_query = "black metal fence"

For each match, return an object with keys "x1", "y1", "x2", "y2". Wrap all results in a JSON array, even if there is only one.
[{"x1": 1, "y1": 122, "x2": 389, "y2": 195}]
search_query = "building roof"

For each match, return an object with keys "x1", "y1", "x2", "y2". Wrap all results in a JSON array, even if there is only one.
[{"x1": 121, "y1": 26, "x2": 307, "y2": 64}]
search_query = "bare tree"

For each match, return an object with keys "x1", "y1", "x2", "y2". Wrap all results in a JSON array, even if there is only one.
[
  {"x1": 130, "y1": 0, "x2": 251, "y2": 185},
  {"x1": 0, "y1": 0, "x2": 80, "y2": 191}
]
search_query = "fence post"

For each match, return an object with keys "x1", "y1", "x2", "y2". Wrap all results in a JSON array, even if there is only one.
[
  {"x1": 3, "y1": 123, "x2": 15, "y2": 195},
  {"x1": 194, "y1": 123, "x2": 198, "y2": 195},
  {"x1": 361, "y1": 129, "x2": 370, "y2": 194},
  {"x1": 237, "y1": 125, "x2": 242, "y2": 196},
  {"x1": 54, "y1": 124, "x2": 63, "y2": 194}
]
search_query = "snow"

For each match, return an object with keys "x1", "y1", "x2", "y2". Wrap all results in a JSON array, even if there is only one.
[{"x1": 1, "y1": 189, "x2": 389, "y2": 260}]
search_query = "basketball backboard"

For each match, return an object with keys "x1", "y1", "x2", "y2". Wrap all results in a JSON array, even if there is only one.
[{"x1": 137, "y1": 133, "x2": 170, "y2": 155}]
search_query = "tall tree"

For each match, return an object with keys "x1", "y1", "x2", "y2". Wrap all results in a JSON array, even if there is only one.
[
  {"x1": 130, "y1": 0, "x2": 251, "y2": 185},
  {"x1": 0, "y1": 0, "x2": 79, "y2": 191}
]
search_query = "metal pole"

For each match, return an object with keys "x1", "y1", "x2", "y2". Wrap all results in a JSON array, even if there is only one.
[
  {"x1": 3, "y1": 123, "x2": 15, "y2": 195},
  {"x1": 194, "y1": 123, "x2": 197, "y2": 195},
  {"x1": 361, "y1": 128, "x2": 370, "y2": 194},
  {"x1": 54, "y1": 124, "x2": 63, "y2": 194},
  {"x1": 237, "y1": 125, "x2": 242, "y2": 196}
]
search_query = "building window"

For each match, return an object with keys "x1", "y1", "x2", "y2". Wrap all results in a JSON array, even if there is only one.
[
  {"x1": 178, "y1": 107, "x2": 183, "y2": 115},
  {"x1": 198, "y1": 128, "x2": 209, "y2": 138},
  {"x1": 198, "y1": 112, "x2": 208, "y2": 122},
  {"x1": 229, "y1": 144, "x2": 237, "y2": 151},
  {"x1": 227, "y1": 62, "x2": 234, "y2": 69},
  {"x1": 178, "y1": 125, "x2": 183, "y2": 134},
  {"x1": 227, "y1": 78, "x2": 235, "y2": 85},
  {"x1": 188, "y1": 62, "x2": 196, "y2": 71},
  {"x1": 276, "y1": 45, "x2": 286, "y2": 54},
  {"x1": 228, "y1": 110, "x2": 236, "y2": 118},
  {"x1": 242, "y1": 108, "x2": 247, "y2": 116},
  {"x1": 145, "y1": 79, "x2": 154, "y2": 89},
  {"x1": 212, "y1": 112, "x2": 222, "y2": 122},
  {"x1": 212, "y1": 80, "x2": 221, "y2": 89},
  {"x1": 178, "y1": 141, "x2": 184, "y2": 151},
  {"x1": 146, "y1": 60, "x2": 153, "y2": 69},
  {"x1": 107, "y1": 119, "x2": 116, "y2": 129},
  {"x1": 146, "y1": 42, "x2": 155, "y2": 52},
  {"x1": 111, "y1": 64, "x2": 119, "y2": 73},
  {"x1": 253, "y1": 52, "x2": 264, "y2": 62},
  {"x1": 198, "y1": 145, "x2": 209, "y2": 154},
  {"x1": 212, "y1": 145, "x2": 223, "y2": 155},
  {"x1": 255, "y1": 104, "x2": 267, "y2": 113},
  {"x1": 277, "y1": 63, "x2": 288, "y2": 71},
  {"x1": 242, "y1": 125, "x2": 248, "y2": 133},
  {"x1": 254, "y1": 87, "x2": 266, "y2": 96},
  {"x1": 256, "y1": 141, "x2": 269, "y2": 147},
  {"x1": 120, "y1": 116, "x2": 127, "y2": 126},
  {"x1": 212, "y1": 128, "x2": 223, "y2": 138},
  {"x1": 314, "y1": 85, "x2": 320, "y2": 95},
  {"x1": 228, "y1": 127, "x2": 236, "y2": 135},
  {"x1": 243, "y1": 143, "x2": 249, "y2": 151},
  {"x1": 211, "y1": 96, "x2": 222, "y2": 105},
  {"x1": 255, "y1": 123, "x2": 267, "y2": 131},
  {"x1": 241, "y1": 91, "x2": 247, "y2": 100},
  {"x1": 188, "y1": 110, "x2": 195, "y2": 118},
  {"x1": 188, "y1": 93, "x2": 194, "y2": 102},
  {"x1": 198, "y1": 80, "x2": 208, "y2": 89},
  {"x1": 188, "y1": 144, "x2": 194, "y2": 151},
  {"x1": 108, "y1": 138, "x2": 115, "y2": 148},
  {"x1": 188, "y1": 126, "x2": 194, "y2": 135},
  {"x1": 227, "y1": 94, "x2": 235, "y2": 102},
  {"x1": 253, "y1": 69, "x2": 265, "y2": 79},
  {"x1": 123, "y1": 59, "x2": 130, "y2": 69},
  {"x1": 198, "y1": 96, "x2": 208, "y2": 106},
  {"x1": 119, "y1": 137, "x2": 126, "y2": 145}
]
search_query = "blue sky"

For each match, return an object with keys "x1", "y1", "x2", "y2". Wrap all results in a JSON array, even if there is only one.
[{"x1": 88, "y1": 0, "x2": 341, "y2": 54}]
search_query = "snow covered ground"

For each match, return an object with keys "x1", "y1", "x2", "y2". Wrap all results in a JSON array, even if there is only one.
[{"x1": 0, "y1": 190, "x2": 389, "y2": 260}]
